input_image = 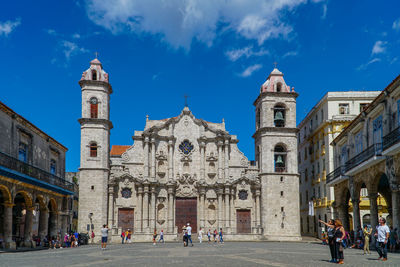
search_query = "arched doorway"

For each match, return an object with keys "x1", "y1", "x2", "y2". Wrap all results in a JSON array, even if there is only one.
[{"x1": 48, "y1": 199, "x2": 58, "y2": 238}]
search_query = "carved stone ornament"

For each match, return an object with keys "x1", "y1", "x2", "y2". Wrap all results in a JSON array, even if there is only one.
[
  {"x1": 121, "y1": 188, "x2": 132, "y2": 199},
  {"x1": 122, "y1": 152, "x2": 130, "y2": 162},
  {"x1": 208, "y1": 220, "x2": 216, "y2": 225},
  {"x1": 238, "y1": 190, "x2": 248, "y2": 200}
]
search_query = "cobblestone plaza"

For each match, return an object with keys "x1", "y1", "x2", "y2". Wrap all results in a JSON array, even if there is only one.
[{"x1": 1, "y1": 241, "x2": 400, "y2": 266}]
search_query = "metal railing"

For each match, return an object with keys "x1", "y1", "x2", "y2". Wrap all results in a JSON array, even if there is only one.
[
  {"x1": 383, "y1": 126, "x2": 400, "y2": 151},
  {"x1": 326, "y1": 166, "x2": 345, "y2": 184},
  {"x1": 0, "y1": 151, "x2": 73, "y2": 191},
  {"x1": 345, "y1": 143, "x2": 382, "y2": 173}
]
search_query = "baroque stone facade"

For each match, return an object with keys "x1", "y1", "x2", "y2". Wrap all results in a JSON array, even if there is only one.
[{"x1": 77, "y1": 59, "x2": 301, "y2": 242}]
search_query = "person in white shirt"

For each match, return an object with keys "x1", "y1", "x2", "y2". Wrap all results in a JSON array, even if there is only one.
[
  {"x1": 375, "y1": 217, "x2": 390, "y2": 261},
  {"x1": 186, "y1": 223, "x2": 193, "y2": 246},
  {"x1": 101, "y1": 224, "x2": 109, "y2": 250},
  {"x1": 198, "y1": 227, "x2": 203, "y2": 243}
]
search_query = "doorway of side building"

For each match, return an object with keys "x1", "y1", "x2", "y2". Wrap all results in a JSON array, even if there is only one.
[{"x1": 237, "y1": 210, "x2": 251, "y2": 233}]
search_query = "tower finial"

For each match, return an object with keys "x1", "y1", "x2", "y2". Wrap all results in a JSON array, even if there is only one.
[
  {"x1": 273, "y1": 61, "x2": 278, "y2": 69},
  {"x1": 95, "y1": 51, "x2": 99, "y2": 59}
]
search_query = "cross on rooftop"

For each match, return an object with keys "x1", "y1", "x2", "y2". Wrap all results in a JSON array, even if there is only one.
[
  {"x1": 184, "y1": 94, "x2": 189, "y2": 107},
  {"x1": 95, "y1": 51, "x2": 99, "y2": 58},
  {"x1": 273, "y1": 62, "x2": 278, "y2": 68}
]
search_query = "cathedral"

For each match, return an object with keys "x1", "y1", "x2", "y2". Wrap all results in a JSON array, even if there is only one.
[{"x1": 77, "y1": 58, "x2": 301, "y2": 242}]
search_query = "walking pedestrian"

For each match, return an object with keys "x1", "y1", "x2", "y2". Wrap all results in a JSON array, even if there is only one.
[
  {"x1": 91, "y1": 231, "x2": 95, "y2": 244},
  {"x1": 127, "y1": 229, "x2": 132, "y2": 243},
  {"x1": 389, "y1": 226, "x2": 397, "y2": 252},
  {"x1": 121, "y1": 231, "x2": 125, "y2": 244},
  {"x1": 375, "y1": 217, "x2": 390, "y2": 261},
  {"x1": 182, "y1": 227, "x2": 188, "y2": 247},
  {"x1": 153, "y1": 228, "x2": 157, "y2": 246},
  {"x1": 158, "y1": 229, "x2": 164, "y2": 243},
  {"x1": 319, "y1": 219, "x2": 336, "y2": 263},
  {"x1": 198, "y1": 227, "x2": 203, "y2": 243},
  {"x1": 207, "y1": 229, "x2": 211, "y2": 243},
  {"x1": 363, "y1": 225, "x2": 372, "y2": 255},
  {"x1": 186, "y1": 223, "x2": 193, "y2": 246},
  {"x1": 101, "y1": 224, "x2": 109, "y2": 250},
  {"x1": 219, "y1": 228, "x2": 224, "y2": 243},
  {"x1": 334, "y1": 219, "x2": 345, "y2": 264},
  {"x1": 213, "y1": 229, "x2": 217, "y2": 243}
]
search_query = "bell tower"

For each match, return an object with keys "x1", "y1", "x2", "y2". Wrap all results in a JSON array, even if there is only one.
[
  {"x1": 77, "y1": 58, "x2": 113, "y2": 241},
  {"x1": 253, "y1": 67, "x2": 301, "y2": 240}
]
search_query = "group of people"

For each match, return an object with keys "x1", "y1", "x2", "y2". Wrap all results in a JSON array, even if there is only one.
[
  {"x1": 120, "y1": 229, "x2": 132, "y2": 244},
  {"x1": 181, "y1": 225, "x2": 224, "y2": 247},
  {"x1": 63, "y1": 232, "x2": 79, "y2": 248},
  {"x1": 319, "y1": 217, "x2": 391, "y2": 264}
]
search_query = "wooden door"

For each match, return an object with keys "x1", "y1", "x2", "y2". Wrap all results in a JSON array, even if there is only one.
[
  {"x1": 237, "y1": 210, "x2": 251, "y2": 233},
  {"x1": 118, "y1": 208, "x2": 134, "y2": 232},
  {"x1": 175, "y1": 198, "x2": 197, "y2": 233}
]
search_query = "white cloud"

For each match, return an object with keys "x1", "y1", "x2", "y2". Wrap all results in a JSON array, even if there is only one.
[
  {"x1": 85, "y1": 0, "x2": 312, "y2": 49},
  {"x1": 393, "y1": 18, "x2": 400, "y2": 31},
  {"x1": 321, "y1": 4, "x2": 327, "y2": 19},
  {"x1": 371, "y1": 41, "x2": 387, "y2": 55},
  {"x1": 0, "y1": 18, "x2": 21, "y2": 36},
  {"x1": 225, "y1": 46, "x2": 269, "y2": 62},
  {"x1": 46, "y1": 29, "x2": 58, "y2": 36},
  {"x1": 356, "y1": 58, "x2": 381, "y2": 71},
  {"x1": 61, "y1": 40, "x2": 89, "y2": 60},
  {"x1": 240, "y1": 64, "x2": 262, "y2": 77},
  {"x1": 283, "y1": 50, "x2": 298, "y2": 58},
  {"x1": 72, "y1": 33, "x2": 81, "y2": 39}
]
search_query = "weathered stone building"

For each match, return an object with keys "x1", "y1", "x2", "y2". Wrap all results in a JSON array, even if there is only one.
[
  {"x1": 0, "y1": 101, "x2": 74, "y2": 249},
  {"x1": 77, "y1": 59, "x2": 301, "y2": 242},
  {"x1": 328, "y1": 73, "x2": 400, "y2": 240}
]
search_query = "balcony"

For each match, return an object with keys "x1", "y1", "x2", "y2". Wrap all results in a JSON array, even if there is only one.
[
  {"x1": 326, "y1": 166, "x2": 346, "y2": 186},
  {"x1": 382, "y1": 126, "x2": 400, "y2": 155},
  {"x1": 0, "y1": 151, "x2": 74, "y2": 192},
  {"x1": 345, "y1": 143, "x2": 384, "y2": 175}
]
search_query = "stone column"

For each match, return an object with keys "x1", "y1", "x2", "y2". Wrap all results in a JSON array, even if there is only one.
[
  {"x1": 217, "y1": 141, "x2": 223, "y2": 181},
  {"x1": 168, "y1": 140, "x2": 174, "y2": 180},
  {"x1": 150, "y1": 186, "x2": 156, "y2": 230},
  {"x1": 108, "y1": 187, "x2": 114, "y2": 230},
  {"x1": 199, "y1": 188, "x2": 205, "y2": 228},
  {"x1": 217, "y1": 188, "x2": 223, "y2": 229},
  {"x1": 136, "y1": 186, "x2": 143, "y2": 233},
  {"x1": 230, "y1": 189, "x2": 235, "y2": 233},
  {"x1": 49, "y1": 211, "x2": 58, "y2": 237},
  {"x1": 369, "y1": 193, "x2": 379, "y2": 232},
  {"x1": 3, "y1": 203, "x2": 16, "y2": 249},
  {"x1": 38, "y1": 207, "x2": 49, "y2": 242},
  {"x1": 200, "y1": 142, "x2": 205, "y2": 180},
  {"x1": 23, "y1": 207, "x2": 35, "y2": 247},
  {"x1": 144, "y1": 137, "x2": 149, "y2": 178},
  {"x1": 151, "y1": 138, "x2": 156, "y2": 179},
  {"x1": 225, "y1": 187, "x2": 230, "y2": 230},
  {"x1": 224, "y1": 140, "x2": 229, "y2": 181},
  {"x1": 168, "y1": 187, "x2": 174, "y2": 233},
  {"x1": 391, "y1": 190, "x2": 400, "y2": 230},
  {"x1": 351, "y1": 198, "x2": 361, "y2": 232},
  {"x1": 255, "y1": 189, "x2": 261, "y2": 228},
  {"x1": 143, "y1": 184, "x2": 150, "y2": 232}
]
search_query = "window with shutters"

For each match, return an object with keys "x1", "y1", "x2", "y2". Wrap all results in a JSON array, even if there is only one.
[{"x1": 90, "y1": 142, "x2": 98, "y2": 157}]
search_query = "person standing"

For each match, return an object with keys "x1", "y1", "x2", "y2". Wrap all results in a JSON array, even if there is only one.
[
  {"x1": 207, "y1": 229, "x2": 211, "y2": 243},
  {"x1": 319, "y1": 219, "x2": 336, "y2": 263},
  {"x1": 121, "y1": 231, "x2": 125, "y2": 244},
  {"x1": 219, "y1": 228, "x2": 224, "y2": 243},
  {"x1": 186, "y1": 223, "x2": 193, "y2": 246},
  {"x1": 375, "y1": 217, "x2": 390, "y2": 261},
  {"x1": 213, "y1": 229, "x2": 217, "y2": 243},
  {"x1": 198, "y1": 227, "x2": 203, "y2": 244},
  {"x1": 334, "y1": 219, "x2": 346, "y2": 264},
  {"x1": 389, "y1": 226, "x2": 397, "y2": 252},
  {"x1": 363, "y1": 225, "x2": 372, "y2": 255},
  {"x1": 91, "y1": 231, "x2": 95, "y2": 244},
  {"x1": 127, "y1": 229, "x2": 132, "y2": 243},
  {"x1": 101, "y1": 224, "x2": 109, "y2": 250},
  {"x1": 153, "y1": 229, "x2": 157, "y2": 245},
  {"x1": 158, "y1": 229, "x2": 164, "y2": 243}
]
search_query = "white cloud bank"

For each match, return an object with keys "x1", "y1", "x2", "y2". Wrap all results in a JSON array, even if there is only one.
[
  {"x1": 85, "y1": 0, "x2": 312, "y2": 49},
  {"x1": 225, "y1": 46, "x2": 269, "y2": 62},
  {"x1": 0, "y1": 18, "x2": 21, "y2": 36},
  {"x1": 240, "y1": 64, "x2": 262, "y2": 77},
  {"x1": 371, "y1": 40, "x2": 387, "y2": 55}
]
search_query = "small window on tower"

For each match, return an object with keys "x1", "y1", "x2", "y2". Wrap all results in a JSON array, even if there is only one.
[
  {"x1": 90, "y1": 97, "x2": 98, "y2": 118},
  {"x1": 92, "y1": 70, "x2": 97, "y2": 80},
  {"x1": 90, "y1": 142, "x2": 98, "y2": 157}
]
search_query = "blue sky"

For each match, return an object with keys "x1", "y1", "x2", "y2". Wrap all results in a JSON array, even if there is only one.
[{"x1": 1, "y1": 0, "x2": 400, "y2": 172}]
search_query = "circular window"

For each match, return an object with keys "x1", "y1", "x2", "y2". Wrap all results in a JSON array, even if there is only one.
[
  {"x1": 121, "y1": 188, "x2": 132, "y2": 199},
  {"x1": 238, "y1": 190, "x2": 248, "y2": 200},
  {"x1": 179, "y1": 140, "x2": 194, "y2": 155}
]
